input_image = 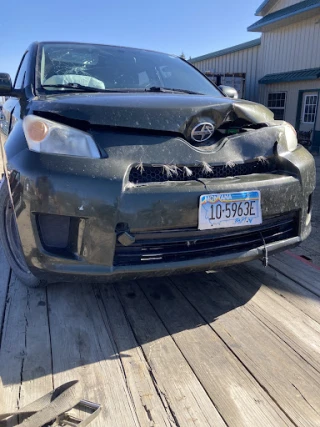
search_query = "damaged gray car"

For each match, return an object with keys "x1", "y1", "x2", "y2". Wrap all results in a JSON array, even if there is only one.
[{"x1": 0, "y1": 41, "x2": 316, "y2": 287}]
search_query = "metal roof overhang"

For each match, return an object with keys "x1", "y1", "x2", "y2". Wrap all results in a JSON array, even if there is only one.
[
  {"x1": 248, "y1": 0, "x2": 320, "y2": 32},
  {"x1": 259, "y1": 68, "x2": 320, "y2": 84},
  {"x1": 255, "y1": 0, "x2": 279, "y2": 16},
  {"x1": 189, "y1": 39, "x2": 261, "y2": 64}
]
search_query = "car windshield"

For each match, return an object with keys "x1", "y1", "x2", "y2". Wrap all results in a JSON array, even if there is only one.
[{"x1": 37, "y1": 43, "x2": 223, "y2": 97}]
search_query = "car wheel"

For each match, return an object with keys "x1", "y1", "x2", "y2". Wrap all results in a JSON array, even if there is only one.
[{"x1": 0, "y1": 178, "x2": 44, "y2": 288}]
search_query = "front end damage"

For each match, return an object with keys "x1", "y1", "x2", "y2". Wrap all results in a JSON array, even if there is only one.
[{"x1": 5, "y1": 95, "x2": 316, "y2": 282}]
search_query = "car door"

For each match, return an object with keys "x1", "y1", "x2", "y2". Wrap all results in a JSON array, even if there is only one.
[{"x1": 0, "y1": 51, "x2": 30, "y2": 175}]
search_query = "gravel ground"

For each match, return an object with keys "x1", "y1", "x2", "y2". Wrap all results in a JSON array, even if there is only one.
[{"x1": 291, "y1": 155, "x2": 320, "y2": 266}]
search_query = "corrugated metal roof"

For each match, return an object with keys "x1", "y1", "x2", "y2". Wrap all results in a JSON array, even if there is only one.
[
  {"x1": 248, "y1": 0, "x2": 320, "y2": 31},
  {"x1": 189, "y1": 39, "x2": 261, "y2": 63},
  {"x1": 259, "y1": 68, "x2": 320, "y2": 84}
]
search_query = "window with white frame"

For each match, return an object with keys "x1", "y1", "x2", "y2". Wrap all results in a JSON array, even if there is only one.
[
  {"x1": 301, "y1": 93, "x2": 318, "y2": 124},
  {"x1": 267, "y1": 92, "x2": 286, "y2": 120}
]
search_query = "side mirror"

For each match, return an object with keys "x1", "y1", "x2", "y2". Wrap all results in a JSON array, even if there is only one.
[
  {"x1": 219, "y1": 85, "x2": 239, "y2": 99},
  {"x1": 0, "y1": 73, "x2": 13, "y2": 96}
]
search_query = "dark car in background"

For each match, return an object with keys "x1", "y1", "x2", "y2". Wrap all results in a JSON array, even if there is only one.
[{"x1": 0, "y1": 41, "x2": 316, "y2": 287}]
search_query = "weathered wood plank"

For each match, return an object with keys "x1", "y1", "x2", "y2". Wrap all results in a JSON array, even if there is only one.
[
  {"x1": 139, "y1": 277, "x2": 293, "y2": 427},
  {"x1": 270, "y1": 253, "x2": 320, "y2": 296},
  {"x1": 0, "y1": 275, "x2": 23, "y2": 427},
  {"x1": 0, "y1": 274, "x2": 52, "y2": 426},
  {"x1": 174, "y1": 271, "x2": 320, "y2": 426},
  {"x1": 278, "y1": 252, "x2": 320, "y2": 279},
  {"x1": 47, "y1": 282, "x2": 139, "y2": 427},
  {"x1": 116, "y1": 280, "x2": 227, "y2": 427},
  {"x1": 17, "y1": 286, "x2": 53, "y2": 419},
  {"x1": 221, "y1": 266, "x2": 320, "y2": 373},
  {"x1": 244, "y1": 261, "x2": 320, "y2": 324},
  {"x1": 0, "y1": 246, "x2": 11, "y2": 346},
  {"x1": 96, "y1": 283, "x2": 176, "y2": 427}
]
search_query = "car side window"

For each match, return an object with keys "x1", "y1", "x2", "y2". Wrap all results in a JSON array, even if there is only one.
[{"x1": 14, "y1": 51, "x2": 29, "y2": 89}]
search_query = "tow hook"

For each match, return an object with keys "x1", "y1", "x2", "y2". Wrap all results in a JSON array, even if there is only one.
[
  {"x1": 118, "y1": 231, "x2": 136, "y2": 246},
  {"x1": 260, "y1": 232, "x2": 269, "y2": 267}
]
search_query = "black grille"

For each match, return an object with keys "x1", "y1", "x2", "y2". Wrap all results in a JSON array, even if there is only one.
[
  {"x1": 114, "y1": 214, "x2": 297, "y2": 266},
  {"x1": 129, "y1": 160, "x2": 275, "y2": 184}
]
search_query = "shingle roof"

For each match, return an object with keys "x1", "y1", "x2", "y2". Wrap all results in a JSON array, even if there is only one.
[
  {"x1": 189, "y1": 39, "x2": 261, "y2": 63},
  {"x1": 259, "y1": 68, "x2": 320, "y2": 84},
  {"x1": 248, "y1": 0, "x2": 320, "y2": 31}
]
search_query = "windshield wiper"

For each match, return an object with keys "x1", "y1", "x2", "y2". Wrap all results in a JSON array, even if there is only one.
[
  {"x1": 146, "y1": 86, "x2": 204, "y2": 95},
  {"x1": 41, "y1": 83, "x2": 204, "y2": 95},
  {"x1": 41, "y1": 83, "x2": 120, "y2": 93}
]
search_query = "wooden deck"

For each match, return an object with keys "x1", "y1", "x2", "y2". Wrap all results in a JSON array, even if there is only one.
[{"x1": 0, "y1": 249, "x2": 320, "y2": 426}]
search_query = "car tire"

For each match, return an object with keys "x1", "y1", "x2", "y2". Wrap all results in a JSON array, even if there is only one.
[{"x1": 0, "y1": 178, "x2": 45, "y2": 288}]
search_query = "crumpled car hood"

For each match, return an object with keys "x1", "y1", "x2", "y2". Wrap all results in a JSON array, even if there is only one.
[{"x1": 31, "y1": 93, "x2": 274, "y2": 136}]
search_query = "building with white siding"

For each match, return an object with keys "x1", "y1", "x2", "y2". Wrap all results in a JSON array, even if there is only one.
[{"x1": 190, "y1": 0, "x2": 320, "y2": 151}]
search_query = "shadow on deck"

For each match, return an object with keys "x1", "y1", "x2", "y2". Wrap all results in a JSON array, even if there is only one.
[{"x1": 1, "y1": 248, "x2": 320, "y2": 426}]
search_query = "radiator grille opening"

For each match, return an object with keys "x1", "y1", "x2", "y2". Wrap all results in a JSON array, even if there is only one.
[
  {"x1": 129, "y1": 159, "x2": 276, "y2": 184},
  {"x1": 114, "y1": 214, "x2": 298, "y2": 266}
]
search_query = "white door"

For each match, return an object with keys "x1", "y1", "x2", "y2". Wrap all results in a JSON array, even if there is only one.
[{"x1": 300, "y1": 92, "x2": 318, "y2": 132}]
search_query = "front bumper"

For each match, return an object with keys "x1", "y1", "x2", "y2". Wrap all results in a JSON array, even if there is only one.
[{"x1": 5, "y1": 133, "x2": 316, "y2": 283}]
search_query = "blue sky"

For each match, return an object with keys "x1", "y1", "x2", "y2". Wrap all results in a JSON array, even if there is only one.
[{"x1": 0, "y1": 0, "x2": 262, "y2": 79}]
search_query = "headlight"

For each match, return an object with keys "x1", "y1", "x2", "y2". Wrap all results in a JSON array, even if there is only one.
[
  {"x1": 283, "y1": 122, "x2": 298, "y2": 152},
  {"x1": 23, "y1": 115, "x2": 100, "y2": 158}
]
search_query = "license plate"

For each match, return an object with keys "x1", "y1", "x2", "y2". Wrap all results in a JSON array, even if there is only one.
[{"x1": 198, "y1": 191, "x2": 262, "y2": 230}]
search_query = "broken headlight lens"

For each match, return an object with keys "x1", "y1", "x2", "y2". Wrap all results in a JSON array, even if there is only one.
[
  {"x1": 23, "y1": 115, "x2": 100, "y2": 158},
  {"x1": 283, "y1": 122, "x2": 298, "y2": 152}
]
